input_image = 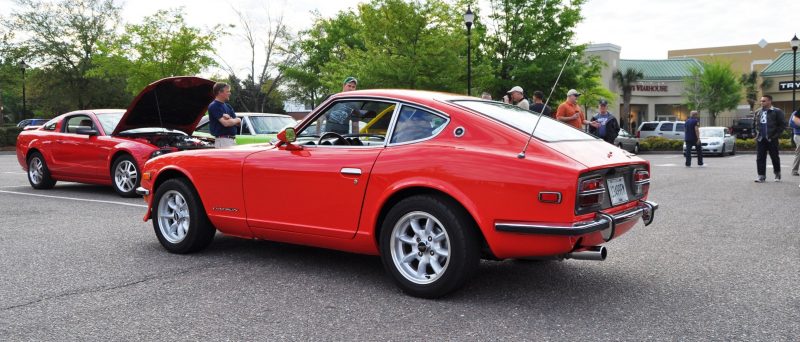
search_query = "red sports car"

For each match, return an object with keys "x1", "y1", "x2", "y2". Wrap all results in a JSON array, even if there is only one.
[
  {"x1": 137, "y1": 89, "x2": 659, "y2": 298},
  {"x1": 16, "y1": 77, "x2": 214, "y2": 197}
]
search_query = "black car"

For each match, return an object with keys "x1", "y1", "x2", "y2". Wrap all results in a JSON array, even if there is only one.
[{"x1": 731, "y1": 116, "x2": 754, "y2": 139}]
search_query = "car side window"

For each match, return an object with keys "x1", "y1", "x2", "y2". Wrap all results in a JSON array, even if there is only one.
[
  {"x1": 63, "y1": 115, "x2": 94, "y2": 134},
  {"x1": 298, "y1": 100, "x2": 396, "y2": 140},
  {"x1": 240, "y1": 117, "x2": 250, "y2": 135},
  {"x1": 43, "y1": 119, "x2": 58, "y2": 131},
  {"x1": 659, "y1": 123, "x2": 674, "y2": 132},
  {"x1": 675, "y1": 123, "x2": 685, "y2": 131},
  {"x1": 390, "y1": 106, "x2": 446, "y2": 144},
  {"x1": 640, "y1": 123, "x2": 657, "y2": 131},
  {"x1": 196, "y1": 121, "x2": 210, "y2": 134}
]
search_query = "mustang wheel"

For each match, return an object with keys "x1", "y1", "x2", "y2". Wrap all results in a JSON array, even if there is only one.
[
  {"x1": 152, "y1": 178, "x2": 215, "y2": 254},
  {"x1": 379, "y1": 195, "x2": 479, "y2": 298},
  {"x1": 112, "y1": 155, "x2": 140, "y2": 197},
  {"x1": 27, "y1": 152, "x2": 56, "y2": 189}
]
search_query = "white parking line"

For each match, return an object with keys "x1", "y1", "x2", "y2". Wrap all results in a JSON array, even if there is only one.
[{"x1": 0, "y1": 190, "x2": 147, "y2": 208}]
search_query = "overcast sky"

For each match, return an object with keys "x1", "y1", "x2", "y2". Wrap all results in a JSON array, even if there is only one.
[{"x1": 3, "y1": 0, "x2": 799, "y2": 73}]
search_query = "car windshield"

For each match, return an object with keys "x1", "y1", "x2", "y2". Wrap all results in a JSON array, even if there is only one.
[
  {"x1": 700, "y1": 129, "x2": 723, "y2": 138},
  {"x1": 452, "y1": 100, "x2": 595, "y2": 142},
  {"x1": 96, "y1": 112, "x2": 124, "y2": 134},
  {"x1": 249, "y1": 116, "x2": 296, "y2": 134}
]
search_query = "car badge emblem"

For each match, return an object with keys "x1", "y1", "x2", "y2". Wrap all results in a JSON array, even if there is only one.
[{"x1": 607, "y1": 151, "x2": 613, "y2": 158}]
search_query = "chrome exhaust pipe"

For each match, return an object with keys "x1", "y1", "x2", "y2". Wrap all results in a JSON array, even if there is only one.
[{"x1": 564, "y1": 246, "x2": 607, "y2": 261}]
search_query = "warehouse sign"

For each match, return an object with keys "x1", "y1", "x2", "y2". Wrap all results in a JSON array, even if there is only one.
[{"x1": 778, "y1": 81, "x2": 800, "y2": 91}]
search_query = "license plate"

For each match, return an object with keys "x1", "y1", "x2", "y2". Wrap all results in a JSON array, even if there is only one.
[{"x1": 607, "y1": 177, "x2": 629, "y2": 206}]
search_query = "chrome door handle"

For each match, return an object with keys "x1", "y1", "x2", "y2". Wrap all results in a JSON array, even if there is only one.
[{"x1": 340, "y1": 167, "x2": 362, "y2": 176}]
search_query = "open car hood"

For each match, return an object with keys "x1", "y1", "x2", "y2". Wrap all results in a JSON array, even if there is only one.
[{"x1": 112, "y1": 77, "x2": 215, "y2": 136}]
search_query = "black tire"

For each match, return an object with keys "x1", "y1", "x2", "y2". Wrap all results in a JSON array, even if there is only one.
[
  {"x1": 111, "y1": 155, "x2": 140, "y2": 197},
  {"x1": 633, "y1": 143, "x2": 640, "y2": 154},
  {"x1": 151, "y1": 178, "x2": 215, "y2": 254},
  {"x1": 27, "y1": 151, "x2": 56, "y2": 189},
  {"x1": 731, "y1": 143, "x2": 736, "y2": 155},
  {"x1": 379, "y1": 195, "x2": 480, "y2": 298},
  {"x1": 719, "y1": 144, "x2": 725, "y2": 157}
]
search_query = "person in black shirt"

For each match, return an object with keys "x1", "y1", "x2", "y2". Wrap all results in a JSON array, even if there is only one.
[
  {"x1": 684, "y1": 110, "x2": 703, "y2": 167},
  {"x1": 529, "y1": 90, "x2": 552, "y2": 118}
]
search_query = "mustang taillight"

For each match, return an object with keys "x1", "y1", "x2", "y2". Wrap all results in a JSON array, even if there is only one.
[
  {"x1": 633, "y1": 169, "x2": 650, "y2": 195},
  {"x1": 578, "y1": 177, "x2": 605, "y2": 207}
]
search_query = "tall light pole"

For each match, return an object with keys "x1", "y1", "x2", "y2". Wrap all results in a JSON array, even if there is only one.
[
  {"x1": 463, "y1": 6, "x2": 474, "y2": 96},
  {"x1": 18, "y1": 60, "x2": 28, "y2": 120},
  {"x1": 791, "y1": 34, "x2": 799, "y2": 113}
]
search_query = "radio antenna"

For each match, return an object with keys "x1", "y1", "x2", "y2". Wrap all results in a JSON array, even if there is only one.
[{"x1": 517, "y1": 52, "x2": 573, "y2": 159}]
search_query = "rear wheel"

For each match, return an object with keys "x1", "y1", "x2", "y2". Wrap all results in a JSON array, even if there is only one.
[
  {"x1": 379, "y1": 195, "x2": 480, "y2": 298},
  {"x1": 111, "y1": 155, "x2": 140, "y2": 197},
  {"x1": 152, "y1": 178, "x2": 215, "y2": 254},
  {"x1": 27, "y1": 152, "x2": 56, "y2": 189}
]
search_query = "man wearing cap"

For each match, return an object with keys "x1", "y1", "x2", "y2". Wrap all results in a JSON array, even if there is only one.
[
  {"x1": 324, "y1": 77, "x2": 359, "y2": 134},
  {"x1": 556, "y1": 89, "x2": 588, "y2": 130},
  {"x1": 502, "y1": 86, "x2": 530, "y2": 110},
  {"x1": 588, "y1": 99, "x2": 620, "y2": 144}
]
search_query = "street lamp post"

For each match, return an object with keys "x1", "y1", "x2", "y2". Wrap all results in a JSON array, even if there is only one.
[
  {"x1": 463, "y1": 6, "x2": 474, "y2": 96},
  {"x1": 791, "y1": 35, "x2": 799, "y2": 113},
  {"x1": 18, "y1": 60, "x2": 28, "y2": 120}
]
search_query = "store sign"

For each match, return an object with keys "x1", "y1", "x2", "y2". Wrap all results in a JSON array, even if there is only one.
[
  {"x1": 778, "y1": 81, "x2": 800, "y2": 91},
  {"x1": 634, "y1": 84, "x2": 668, "y2": 92}
]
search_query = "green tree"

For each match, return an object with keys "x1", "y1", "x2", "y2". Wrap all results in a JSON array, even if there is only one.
[
  {"x1": 739, "y1": 71, "x2": 773, "y2": 114},
  {"x1": 613, "y1": 68, "x2": 644, "y2": 131},
  {"x1": 321, "y1": 0, "x2": 480, "y2": 94},
  {"x1": 483, "y1": 0, "x2": 589, "y2": 100},
  {"x1": 684, "y1": 61, "x2": 742, "y2": 125},
  {"x1": 92, "y1": 8, "x2": 219, "y2": 94},
  {"x1": 4, "y1": 0, "x2": 123, "y2": 110},
  {"x1": 576, "y1": 56, "x2": 614, "y2": 115}
]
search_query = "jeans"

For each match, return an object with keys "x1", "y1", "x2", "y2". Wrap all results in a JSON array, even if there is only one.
[
  {"x1": 684, "y1": 140, "x2": 703, "y2": 166},
  {"x1": 792, "y1": 135, "x2": 800, "y2": 174},
  {"x1": 756, "y1": 138, "x2": 781, "y2": 176}
]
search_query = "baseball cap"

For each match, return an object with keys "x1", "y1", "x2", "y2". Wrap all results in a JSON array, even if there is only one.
[
  {"x1": 599, "y1": 99, "x2": 608, "y2": 105},
  {"x1": 567, "y1": 89, "x2": 581, "y2": 97},
  {"x1": 507, "y1": 86, "x2": 524, "y2": 94},
  {"x1": 343, "y1": 76, "x2": 358, "y2": 85}
]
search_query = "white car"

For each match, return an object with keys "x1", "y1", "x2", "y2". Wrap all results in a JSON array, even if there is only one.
[{"x1": 683, "y1": 126, "x2": 736, "y2": 156}]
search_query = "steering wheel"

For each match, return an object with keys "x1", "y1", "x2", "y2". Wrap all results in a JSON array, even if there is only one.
[{"x1": 317, "y1": 132, "x2": 350, "y2": 146}]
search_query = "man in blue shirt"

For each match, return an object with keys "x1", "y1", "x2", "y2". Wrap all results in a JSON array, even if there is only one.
[
  {"x1": 208, "y1": 82, "x2": 241, "y2": 148},
  {"x1": 684, "y1": 110, "x2": 703, "y2": 167},
  {"x1": 753, "y1": 95, "x2": 786, "y2": 182},
  {"x1": 588, "y1": 99, "x2": 620, "y2": 144}
]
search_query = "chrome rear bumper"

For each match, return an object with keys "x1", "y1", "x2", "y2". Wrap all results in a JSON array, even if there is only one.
[
  {"x1": 495, "y1": 200, "x2": 659, "y2": 238},
  {"x1": 135, "y1": 187, "x2": 150, "y2": 196}
]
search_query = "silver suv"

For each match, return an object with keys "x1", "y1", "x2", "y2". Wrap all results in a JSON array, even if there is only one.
[{"x1": 637, "y1": 121, "x2": 685, "y2": 140}]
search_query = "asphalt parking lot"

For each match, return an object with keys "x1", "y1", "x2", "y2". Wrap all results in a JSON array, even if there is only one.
[{"x1": 0, "y1": 151, "x2": 798, "y2": 340}]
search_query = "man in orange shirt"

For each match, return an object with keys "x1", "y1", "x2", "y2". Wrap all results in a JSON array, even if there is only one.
[{"x1": 556, "y1": 89, "x2": 589, "y2": 130}]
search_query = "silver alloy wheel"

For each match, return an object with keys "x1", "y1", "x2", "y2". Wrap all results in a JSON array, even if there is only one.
[
  {"x1": 389, "y1": 211, "x2": 451, "y2": 285},
  {"x1": 114, "y1": 160, "x2": 138, "y2": 193},
  {"x1": 29, "y1": 157, "x2": 43, "y2": 185},
  {"x1": 157, "y1": 190, "x2": 190, "y2": 244}
]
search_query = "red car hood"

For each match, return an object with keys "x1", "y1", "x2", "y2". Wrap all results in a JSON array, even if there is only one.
[
  {"x1": 112, "y1": 76, "x2": 215, "y2": 136},
  {"x1": 548, "y1": 139, "x2": 645, "y2": 169}
]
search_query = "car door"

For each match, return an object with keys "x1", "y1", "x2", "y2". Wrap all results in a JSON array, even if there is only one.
[
  {"x1": 50, "y1": 114, "x2": 106, "y2": 178},
  {"x1": 724, "y1": 128, "x2": 734, "y2": 152},
  {"x1": 241, "y1": 99, "x2": 397, "y2": 239}
]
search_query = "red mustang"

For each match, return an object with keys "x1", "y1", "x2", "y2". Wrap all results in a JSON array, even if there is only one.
[
  {"x1": 137, "y1": 89, "x2": 658, "y2": 298},
  {"x1": 16, "y1": 77, "x2": 214, "y2": 197}
]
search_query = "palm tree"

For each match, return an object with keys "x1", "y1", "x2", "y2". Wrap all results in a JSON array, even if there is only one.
[
  {"x1": 739, "y1": 71, "x2": 775, "y2": 114},
  {"x1": 613, "y1": 68, "x2": 644, "y2": 132}
]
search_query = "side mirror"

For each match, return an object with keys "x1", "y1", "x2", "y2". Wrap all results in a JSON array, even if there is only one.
[
  {"x1": 277, "y1": 127, "x2": 296, "y2": 143},
  {"x1": 76, "y1": 127, "x2": 98, "y2": 136}
]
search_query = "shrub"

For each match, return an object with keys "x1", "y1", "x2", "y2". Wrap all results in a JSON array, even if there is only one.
[
  {"x1": 639, "y1": 136, "x2": 682, "y2": 151},
  {"x1": 0, "y1": 126, "x2": 22, "y2": 147}
]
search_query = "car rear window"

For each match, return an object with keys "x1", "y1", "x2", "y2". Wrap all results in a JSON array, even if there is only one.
[
  {"x1": 639, "y1": 123, "x2": 657, "y2": 131},
  {"x1": 675, "y1": 123, "x2": 685, "y2": 131},
  {"x1": 452, "y1": 100, "x2": 595, "y2": 142}
]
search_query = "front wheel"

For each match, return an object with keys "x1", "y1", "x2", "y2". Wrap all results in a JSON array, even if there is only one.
[
  {"x1": 112, "y1": 155, "x2": 140, "y2": 197},
  {"x1": 379, "y1": 195, "x2": 480, "y2": 298},
  {"x1": 27, "y1": 152, "x2": 56, "y2": 189},
  {"x1": 719, "y1": 144, "x2": 726, "y2": 157},
  {"x1": 152, "y1": 178, "x2": 216, "y2": 254},
  {"x1": 731, "y1": 143, "x2": 736, "y2": 155}
]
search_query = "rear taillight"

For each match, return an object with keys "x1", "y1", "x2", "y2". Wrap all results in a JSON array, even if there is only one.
[
  {"x1": 578, "y1": 177, "x2": 605, "y2": 207},
  {"x1": 633, "y1": 169, "x2": 650, "y2": 195},
  {"x1": 635, "y1": 131, "x2": 640, "y2": 138}
]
